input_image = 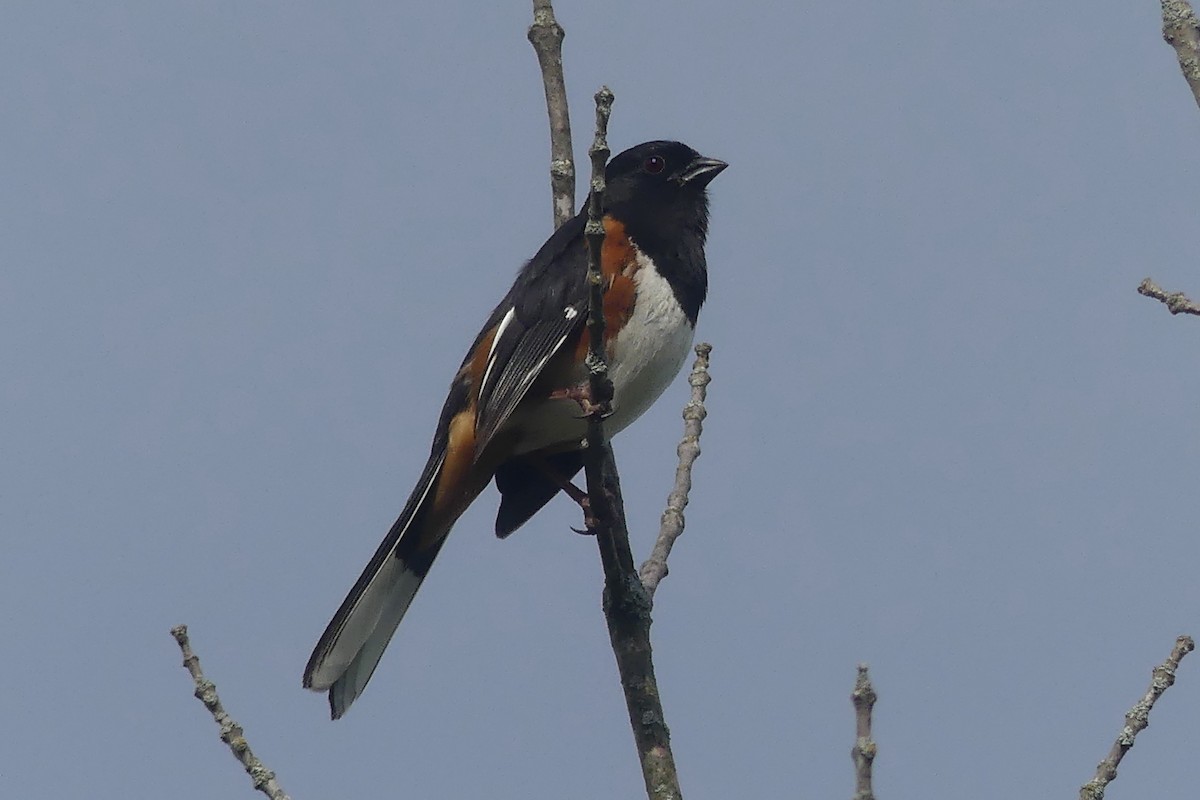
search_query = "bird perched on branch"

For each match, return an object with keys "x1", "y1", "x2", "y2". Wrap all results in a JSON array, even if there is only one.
[{"x1": 304, "y1": 140, "x2": 726, "y2": 718}]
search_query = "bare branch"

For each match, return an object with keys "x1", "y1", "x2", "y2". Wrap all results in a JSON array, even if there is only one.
[
  {"x1": 1079, "y1": 635, "x2": 1195, "y2": 800},
  {"x1": 528, "y1": 0, "x2": 575, "y2": 228},
  {"x1": 639, "y1": 343, "x2": 712, "y2": 596},
  {"x1": 170, "y1": 626, "x2": 291, "y2": 800},
  {"x1": 1138, "y1": 277, "x2": 1200, "y2": 316},
  {"x1": 1163, "y1": 0, "x2": 1200, "y2": 109},
  {"x1": 526, "y1": 8, "x2": 682, "y2": 796},
  {"x1": 582, "y1": 86, "x2": 614, "y2": 417},
  {"x1": 576, "y1": 87, "x2": 683, "y2": 800},
  {"x1": 850, "y1": 664, "x2": 878, "y2": 800}
]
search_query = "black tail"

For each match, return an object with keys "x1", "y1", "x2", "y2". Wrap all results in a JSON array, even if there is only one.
[{"x1": 303, "y1": 452, "x2": 447, "y2": 719}]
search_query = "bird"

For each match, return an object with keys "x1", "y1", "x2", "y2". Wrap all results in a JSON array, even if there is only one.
[{"x1": 303, "y1": 140, "x2": 726, "y2": 719}]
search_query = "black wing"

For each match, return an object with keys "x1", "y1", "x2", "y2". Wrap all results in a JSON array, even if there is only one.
[{"x1": 473, "y1": 211, "x2": 590, "y2": 452}]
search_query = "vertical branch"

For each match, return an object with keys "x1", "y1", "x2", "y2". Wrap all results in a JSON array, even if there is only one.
[
  {"x1": 1079, "y1": 635, "x2": 1195, "y2": 800},
  {"x1": 528, "y1": 0, "x2": 576, "y2": 228},
  {"x1": 578, "y1": 87, "x2": 684, "y2": 800},
  {"x1": 526, "y1": 6, "x2": 684, "y2": 796},
  {"x1": 582, "y1": 87, "x2": 614, "y2": 417},
  {"x1": 850, "y1": 664, "x2": 878, "y2": 800},
  {"x1": 170, "y1": 626, "x2": 291, "y2": 800},
  {"x1": 1162, "y1": 0, "x2": 1200, "y2": 110}
]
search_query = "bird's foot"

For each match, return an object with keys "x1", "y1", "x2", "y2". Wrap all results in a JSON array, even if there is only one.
[{"x1": 550, "y1": 385, "x2": 612, "y2": 419}]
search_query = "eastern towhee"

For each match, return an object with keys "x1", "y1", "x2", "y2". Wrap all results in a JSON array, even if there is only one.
[{"x1": 303, "y1": 140, "x2": 726, "y2": 718}]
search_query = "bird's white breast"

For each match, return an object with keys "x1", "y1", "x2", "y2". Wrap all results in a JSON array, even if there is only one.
[{"x1": 604, "y1": 251, "x2": 695, "y2": 436}]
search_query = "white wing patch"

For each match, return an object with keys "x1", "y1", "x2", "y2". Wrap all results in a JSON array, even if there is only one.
[{"x1": 479, "y1": 306, "x2": 516, "y2": 398}]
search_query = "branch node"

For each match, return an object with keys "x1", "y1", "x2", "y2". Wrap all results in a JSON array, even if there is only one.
[
  {"x1": 850, "y1": 663, "x2": 878, "y2": 800},
  {"x1": 528, "y1": 0, "x2": 575, "y2": 229}
]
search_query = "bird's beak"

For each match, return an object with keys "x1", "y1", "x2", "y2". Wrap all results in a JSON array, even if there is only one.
[{"x1": 678, "y1": 155, "x2": 728, "y2": 187}]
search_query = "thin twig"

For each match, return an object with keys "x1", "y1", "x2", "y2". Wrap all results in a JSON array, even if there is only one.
[
  {"x1": 1162, "y1": 0, "x2": 1200, "y2": 110},
  {"x1": 1079, "y1": 635, "x2": 1195, "y2": 800},
  {"x1": 170, "y1": 626, "x2": 291, "y2": 800},
  {"x1": 639, "y1": 343, "x2": 712, "y2": 596},
  {"x1": 577, "y1": 87, "x2": 683, "y2": 800},
  {"x1": 1137, "y1": 278, "x2": 1200, "y2": 316},
  {"x1": 582, "y1": 87, "x2": 614, "y2": 421},
  {"x1": 528, "y1": 0, "x2": 575, "y2": 228},
  {"x1": 850, "y1": 664, "x2": 878, "y2": 800}
]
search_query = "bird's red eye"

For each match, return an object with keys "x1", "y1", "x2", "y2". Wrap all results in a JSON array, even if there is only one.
[{"x1": 644, "y1": 155, "x2": 666, "y2": 174}]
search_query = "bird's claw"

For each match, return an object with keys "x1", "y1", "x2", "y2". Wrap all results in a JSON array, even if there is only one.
[{"x1": 551, "y1": 385, "x2": 612, "y2": 419}]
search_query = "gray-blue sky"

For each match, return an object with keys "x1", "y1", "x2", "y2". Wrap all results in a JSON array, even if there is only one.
[{"x1": 3, "y1": 2, "x2": 1198, "y2": 798}]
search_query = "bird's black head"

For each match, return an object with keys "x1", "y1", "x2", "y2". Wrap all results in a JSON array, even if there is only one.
[{"x1": 602, "y1": 140, "x2": 727, "y2": 254}]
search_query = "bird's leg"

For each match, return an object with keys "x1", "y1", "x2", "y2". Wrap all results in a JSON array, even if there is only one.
[{"x1": 528, "y1": 454, "x2": 598, "y2": 534}]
